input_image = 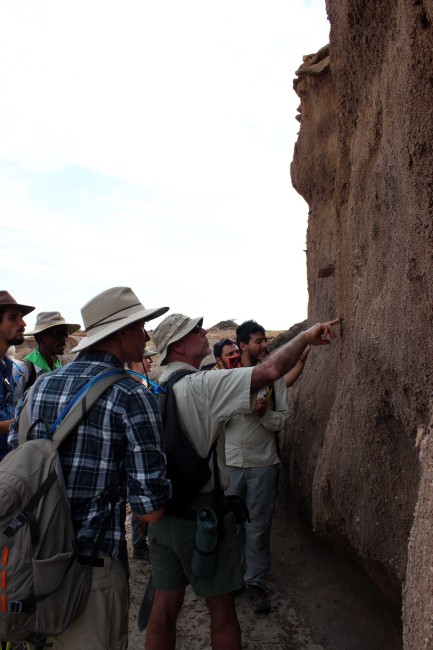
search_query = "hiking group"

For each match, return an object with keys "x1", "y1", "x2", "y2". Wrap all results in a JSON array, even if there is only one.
[{"x1": 0, "y1": 287, "x2": 338, "y2": 650}]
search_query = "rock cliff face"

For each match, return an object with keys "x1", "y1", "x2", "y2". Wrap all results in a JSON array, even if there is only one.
[{"x1": 286, "y1": 0, "x2": 433, "y2": 630}]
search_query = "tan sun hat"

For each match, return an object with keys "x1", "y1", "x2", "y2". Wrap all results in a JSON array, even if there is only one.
[
  {"x1": 25, "y1": 311, "x2": 81, "y2": 336},
  {"x1": 72, "y1": 287, "x2": 169, "y2": 353},
  {"x1": 152, "y1": 313, "x2": 203, "y2": 365},
  {"x1": 0, "y1": 290, "x2": 35, "y2": 317}
]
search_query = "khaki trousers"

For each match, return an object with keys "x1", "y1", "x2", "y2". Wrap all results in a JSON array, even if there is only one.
[{"x1": 30, "y1": 556, "x2": 129, "y2": 650}]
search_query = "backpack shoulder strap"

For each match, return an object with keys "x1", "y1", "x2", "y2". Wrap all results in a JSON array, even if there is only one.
[
  {"x1": 18, "y1": 369, "x2": 127, "y2": 449},
  {"x1": 18, "y1": 377, "x2": 45, "y2": 445},
  {"x1": 51, "y1": 370, "x2": 126, "y2": 448},
  {"x1": 23, "y1": 358, "x2": 37, "y2": 390},
  {"x1": 159, "y1": 369, "x2": 195, "y2": 423},
  {"x1": 161, "y1": 369, "x2": 196, "y2": 390}
]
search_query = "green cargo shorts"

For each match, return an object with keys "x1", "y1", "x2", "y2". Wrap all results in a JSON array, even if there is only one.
[{"x1": 148, "y1": 509, "x2": 244, "y2": 598}]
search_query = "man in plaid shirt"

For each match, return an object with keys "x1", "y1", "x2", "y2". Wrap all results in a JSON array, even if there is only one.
[{"x1": 9, "y1": 287, "x2": 171, "y2": 650}]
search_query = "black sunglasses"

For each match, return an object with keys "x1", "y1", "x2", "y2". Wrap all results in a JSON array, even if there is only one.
[
  {"x1": 46, "y1": 329, "x2": 69, "y2": 340},
  {"x1": 190, "y1": 325, "x2": 202, "y2": 335}
]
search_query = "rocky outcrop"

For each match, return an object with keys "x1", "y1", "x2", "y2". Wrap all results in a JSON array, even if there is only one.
[
  {"x1": 286, "y1": 0, "x2": 433, "y2": 619},
  {"x1": 403, "y1": 397, "x2": 433, "y2": 649}
]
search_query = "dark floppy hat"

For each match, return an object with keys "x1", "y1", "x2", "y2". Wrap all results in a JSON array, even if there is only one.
[{"x1": 0, "y1": 291, "x2": 35, "y2": 317}]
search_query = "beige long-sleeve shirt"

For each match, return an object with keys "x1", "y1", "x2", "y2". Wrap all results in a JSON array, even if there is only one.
[{"x1": 225, "y1": 376, "x2": 289, "y2": 468}]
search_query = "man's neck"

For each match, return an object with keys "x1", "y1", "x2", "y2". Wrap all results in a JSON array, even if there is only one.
[
  {"x1": 241, "y1": 350, "x2": 253, "y2": 368},
  {"x1": 167, "y1": 353, "x2": 202, "y2": 369},
  {"x1": 39, "y1": 347, "x2": 56, "y2": 370}
]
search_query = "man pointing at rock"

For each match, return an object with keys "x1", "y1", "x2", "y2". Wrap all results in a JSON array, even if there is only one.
[{"x1": 146, "y1": 314, "x2": 339, "y2": 650}]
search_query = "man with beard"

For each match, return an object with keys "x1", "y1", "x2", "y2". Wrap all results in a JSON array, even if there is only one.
[
  {"x1": 225, "y1": 320, "x2": 309, "y2": 613},
  {"x1": 213, "y1": 338, "x2": 241, "y2": 369},
  {"x1": 147, "y1": 313, "x2": 338, "y2": 649},
  {"x1": 0, "y1": 291, "x2": 34, "y2": 460}
]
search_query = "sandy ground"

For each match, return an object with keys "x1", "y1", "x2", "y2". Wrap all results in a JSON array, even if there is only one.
[{"x1": 126, "y1": 498, "x2": 402, "y2": 650}]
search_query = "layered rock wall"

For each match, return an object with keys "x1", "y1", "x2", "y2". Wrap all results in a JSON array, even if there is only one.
[{"x1": 286, "y1": 0, "x2": 433, "y2": 617}]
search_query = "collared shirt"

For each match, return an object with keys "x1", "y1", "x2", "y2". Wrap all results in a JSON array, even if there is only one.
[
  {"x1": 225, "y1": 376, "x2": 289, "y2": 468},
  {"x1": 159, "y1": 361, "x2": 255, "y2": 491},
  {"x1": 26, "y1": 347, "x2": 63, "y2": 373},
  {"x1": 0, "y1": 356, "x2": 15, "y2": 459},
  {"x1": 9, "y1": 350, "x2": 171, "y2": 567},
  {"x1": 12, "y1": 349, "x2": 63, "y2": 405}
]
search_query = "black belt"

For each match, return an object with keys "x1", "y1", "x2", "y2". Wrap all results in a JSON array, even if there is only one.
[{"x1": 77, "y1": 554, "x2": 105, "y2": 567}]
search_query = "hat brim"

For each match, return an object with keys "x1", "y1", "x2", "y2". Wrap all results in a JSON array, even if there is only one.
[
  {"x1": 3, "y1": 303, "x2": 35, "y2": 317},
  {"x1": 158, "y1": 316, "x2": 203, "y2": 365},
  {"x1": 71, "y1": 305, "x2": 169, "y2": 353},
  {"x1": 25, "y1": 322, "x2": 81, "y2": 336}
]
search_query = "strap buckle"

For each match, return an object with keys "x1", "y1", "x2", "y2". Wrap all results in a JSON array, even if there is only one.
[
  {"x1": 3, "y1": 512, "x2": 27, "y2": 537},
  {"x1": 8, "y1": 600, "x2": 23, "y2": 613}
]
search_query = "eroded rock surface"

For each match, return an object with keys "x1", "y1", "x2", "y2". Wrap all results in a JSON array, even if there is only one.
[{"x1": 286, "y1": 0, "x2": 433, "y2": 637}]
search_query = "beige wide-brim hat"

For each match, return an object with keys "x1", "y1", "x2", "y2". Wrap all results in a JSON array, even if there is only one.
[
  {"x1": 0, "y1": 290, "x2": 35, "y2": 317},
  {"x1": 72, "y1": 287, "x2": 169, "y2": 353},
  {"x1": 152, "y1": 313, "x2": 203, "y2": 365},
  {"x1": 25, "y1": 311, "x2": 81, "y2": 336}
]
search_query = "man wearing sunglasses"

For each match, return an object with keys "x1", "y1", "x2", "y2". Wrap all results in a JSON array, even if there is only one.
[
  {"x1": 148, "y1": 312, "x2": 340, "y2": 650},
  {"x1": 0, "y1": 290, "x2": 35, "y2": 461},
  {"x1": 14, "y1": 311, "x2": 81, "y2": 400}
]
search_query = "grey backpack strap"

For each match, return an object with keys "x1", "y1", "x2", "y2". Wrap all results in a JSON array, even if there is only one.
[
  {"x1": 18, "y1": 378, "x2": 45, "y2": 445},
  {"x1": 51, "y1": 371, "x2": 126, "y2": 449}
]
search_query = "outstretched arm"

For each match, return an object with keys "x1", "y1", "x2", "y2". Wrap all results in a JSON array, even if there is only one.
[
  {"x1": 284, "y1": 345, "x2": 311, "y2": 388},
  {"x1": 251, "y1": 320, "x2": 339, "y2": 393}
]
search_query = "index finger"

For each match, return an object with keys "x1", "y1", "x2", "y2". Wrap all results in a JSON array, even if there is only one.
[{"x1": 321, "y1": 320, "x2": 339, "y2": 339}]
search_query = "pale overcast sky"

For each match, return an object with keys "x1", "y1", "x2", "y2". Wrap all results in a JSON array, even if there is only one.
[{"x1": 0, "y1": 0, "x2": 329, "y2": 331}]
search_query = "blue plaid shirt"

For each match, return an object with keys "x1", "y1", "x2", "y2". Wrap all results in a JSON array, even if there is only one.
[{"x1": 9, "y1": 350, "x2": 171, "y2": 567}]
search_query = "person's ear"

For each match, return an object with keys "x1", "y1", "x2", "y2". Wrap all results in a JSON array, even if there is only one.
[
  {"x1": 171, "y1": 340, "x2": 184, "y2": 355},
  {"x1": 240, "y1": 342, "x2": 247, "y2": 352}
]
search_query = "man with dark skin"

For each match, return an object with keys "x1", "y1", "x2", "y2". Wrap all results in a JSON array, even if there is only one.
[
  {"x1": 0, "y1": 291, "x2": 34, "y2": 460},
  {"x1": 16, "y1": 312, "x2": 81, "y2": 393},
  {"x1": 148, "y1": 313, "x2": 339, "y2": 650}
]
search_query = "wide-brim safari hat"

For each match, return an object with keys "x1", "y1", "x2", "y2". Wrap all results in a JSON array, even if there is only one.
[
  {"x1": 25, "y1": 311, "x2": 81, "y2": 336},
  {"x1": 143, "y1": 348, "x2": 157, "y2": 358},
  {"x1": 0, "y1": 291, "x2": 35, "y2": 317},
  {"x1": 152, "y1": 313, "x2": 203, "y2": 365},
  {"x1": 72, "y1": 287, "x2": 169, "y2": 353}
]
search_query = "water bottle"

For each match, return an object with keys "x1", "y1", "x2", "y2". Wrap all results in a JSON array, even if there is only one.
[{"x1": 191, "y1": 508, "x2": 218, "y2": 579}]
